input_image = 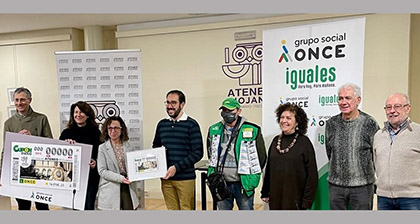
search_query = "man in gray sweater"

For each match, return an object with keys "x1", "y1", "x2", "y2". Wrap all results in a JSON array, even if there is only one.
[
  {"x1": 374, "y1": 93, "x2": 420, "y2": 210},
  {"x1": 325, "y1": 83, "x2": 379, "y2": 210}
]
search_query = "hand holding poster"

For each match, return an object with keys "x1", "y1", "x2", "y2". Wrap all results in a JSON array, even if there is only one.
[
  {"x1": 126, "y1": 147, "x2": 166, "y2": 181},
  {"x1": 0, "y1": 132, "x2": 92, "y2": 210}
]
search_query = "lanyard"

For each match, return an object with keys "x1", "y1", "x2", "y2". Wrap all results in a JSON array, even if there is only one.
[{"x1": 215, "y1": 117, "x2": 241, "y2": 172}]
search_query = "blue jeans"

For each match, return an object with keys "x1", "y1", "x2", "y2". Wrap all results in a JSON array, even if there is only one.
[
  {"x1": 328, "y1": 183, "x2": 374, "y2": 210},
  {"x1": 378, "y1": 196, "x2": 420, "y2": 210},
  {"x1": 217, "y1": 182, "x2": 254, "y2": 210}
]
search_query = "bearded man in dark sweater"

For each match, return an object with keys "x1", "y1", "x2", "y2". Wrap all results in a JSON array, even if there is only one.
[
  {"x1": 152, "y1": 90, "x2": 203, "y2": 210},
  {"x1": 325, "y1": 83, "x2": 379, "y2": 210}
]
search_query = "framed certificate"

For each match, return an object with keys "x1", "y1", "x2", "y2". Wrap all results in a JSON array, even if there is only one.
[
  {"x1": 126, "y1": 147, "x2": 167, "y2": 181},
  {"x1": 7, "y1": 88, "x2": 16, "y2": 106},
  {"x1": 7, "y1": 106, "x2": 16, "y2": 117}
]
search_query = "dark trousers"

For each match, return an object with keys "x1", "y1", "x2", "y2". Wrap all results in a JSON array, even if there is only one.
[
  {"x1": 328, "y1": 183, "x2": 374, "y2": 210},
  {"x1": 216, "y1": 182, "x2": 254, "y2": 210},
  {"x1": 84, "y1": 181, "x2": 99, "y2": 210},
  {"x1": 16, "y1": 198, "x2": 49, "y2": 210},
  {"x1": 120, "y1": 184, "x2": 133, "y2": 210}
]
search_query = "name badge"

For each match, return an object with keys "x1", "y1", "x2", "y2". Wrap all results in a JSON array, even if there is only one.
[{"x1": 242, "y1": 128, "x2": 253, "y2": 138}]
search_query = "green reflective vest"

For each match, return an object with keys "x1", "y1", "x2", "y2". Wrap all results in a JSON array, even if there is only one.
[{"x1": 207, "y1": 121, "x2": 265, "y2": 196}]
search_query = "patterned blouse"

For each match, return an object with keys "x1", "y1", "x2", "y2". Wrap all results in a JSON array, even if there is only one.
[{"x1": 112, "y1": 143, "x2": 127, "y2": 176}]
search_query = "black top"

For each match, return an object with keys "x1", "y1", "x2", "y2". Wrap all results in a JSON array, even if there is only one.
[
  {"x1": 59, "y1": 124, "x2": 102, "y2": 183},
  {"x1": 261, "y1": 133, "x2": 318, "y2": 210}
]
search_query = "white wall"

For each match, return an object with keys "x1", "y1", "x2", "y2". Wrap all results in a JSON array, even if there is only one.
[
  {"x1": 363, "y1": 14, "x2": 411, "y2": 122},
  {"x1": 0, "y1": 29, "x2": 83, "y2": 162}
]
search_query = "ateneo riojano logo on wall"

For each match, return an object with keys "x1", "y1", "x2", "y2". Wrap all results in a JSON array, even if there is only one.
[{"x1": 222, "y1": 42, "x2": 263, "y2": 108}]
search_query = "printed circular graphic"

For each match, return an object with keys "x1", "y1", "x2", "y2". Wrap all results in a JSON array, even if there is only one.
[
  {"x1": 20, "y1": 156, "x2": 31, "y2": 168},
  {"x1": 251, "y1": 45, "x2": 263, "y2": 61},
  {"x1": 52, "y1": 167, "x2": 64, "y2": 181},
  {"x1": 103, "y1": 103, "x2": 120, "y2": 118},
  {"x1": 232, "y1": 46, "x2": 248, "y2": 63}
]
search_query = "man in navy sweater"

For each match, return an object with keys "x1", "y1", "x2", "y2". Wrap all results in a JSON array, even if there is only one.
[{"x1": 152, "y1": 90, "x2": 203, "y2": 210}]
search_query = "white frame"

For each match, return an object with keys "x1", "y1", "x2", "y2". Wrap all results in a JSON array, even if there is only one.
[
  {"x1": 7, "y1": 88, "x2": 15, "y2": 106},
  {"x1": 7, "y1": 106, "x2": 16, "y2": 117},
  {"x1": 126, "y1": 146, "x2": 167, "y2": 181}
]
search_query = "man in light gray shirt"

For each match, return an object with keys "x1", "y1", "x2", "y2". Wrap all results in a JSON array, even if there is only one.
[{"x1": 374, "y1": 93, "x2": 420, "y2": 210}]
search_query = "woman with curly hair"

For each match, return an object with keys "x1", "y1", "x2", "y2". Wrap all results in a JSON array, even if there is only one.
[
  {"x1": 261, "y1": 103, "x2": 318, "y2": 210},
  {"x1": 97, "y1": 116, "x2": 139, "y2": 210}
]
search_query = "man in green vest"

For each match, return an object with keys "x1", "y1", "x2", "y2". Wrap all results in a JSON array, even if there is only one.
[{"x1": 207, "y1": 97, "x2": 266, "y2": 210}]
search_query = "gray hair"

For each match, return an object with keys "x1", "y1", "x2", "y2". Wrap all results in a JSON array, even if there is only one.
[
  {"x1": 14, "y1": 87, "x2": 32, "y2": 99},
  {"x1": 405, "y1": 94, "x2": 411, "y2": 104},
  {"x1": 338, "y1": 83, "x2": 361, "y2": 98},
  {"x1": 387, "y1": 93, "x2": 410, "y2": 105}
]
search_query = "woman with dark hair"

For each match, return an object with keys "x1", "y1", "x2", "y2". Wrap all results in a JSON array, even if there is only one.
[
  {"x1": 59, "y1": 101, "x2": 102, "y2": 210},
  {"x1": 97, "y1": 116, "x2": 139, "y2": 210},
  {"x1": 261, "y1": 103, "x2": 318, "y2": 210}
]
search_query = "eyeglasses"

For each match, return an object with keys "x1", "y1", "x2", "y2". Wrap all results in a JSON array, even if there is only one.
[
  {"x1": 384, "y1": 104, "x2": 409, "y2": 111},
  {"x1": 107, "y1": 126, "x2": 122, "y2": 131},
  {"x1": 164, "y1": 101, "x2": 179, "y2": 106},
  {"x1": 14, "y1": 98, "x2": 29, "y2": 103}
]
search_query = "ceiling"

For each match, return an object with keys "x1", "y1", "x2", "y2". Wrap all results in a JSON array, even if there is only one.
[{"x1": 0, "y1": 14, "x2": 287, "y2": 34}]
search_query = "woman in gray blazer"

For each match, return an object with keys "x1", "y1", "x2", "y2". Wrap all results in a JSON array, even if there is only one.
[{"x1": 97, "y1": 116, "x2": 139, "y2": 210}]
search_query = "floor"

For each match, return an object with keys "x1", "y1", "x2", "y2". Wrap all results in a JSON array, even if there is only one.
[
  {"x1": 145, "y1": 198, "x2": 264, "y2": 210},
  {"x1": 10, "y1": 198, "x2": 264, "y2": 210}
]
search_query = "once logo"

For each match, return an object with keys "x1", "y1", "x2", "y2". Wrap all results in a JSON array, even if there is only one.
[
  {"x1": 35, "y1": 194, "x2": 52, "y2": 202},
  {"x1": 310, "y1": 115, "x2": 331, "y2": 127}
]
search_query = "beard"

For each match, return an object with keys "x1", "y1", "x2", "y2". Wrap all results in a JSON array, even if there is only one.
[{"x1": 167, "y1": 106, "x2": 182, "y2": 119}]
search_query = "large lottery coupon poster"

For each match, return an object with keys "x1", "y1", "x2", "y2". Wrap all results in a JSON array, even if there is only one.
[{"x1": 0, "y1": 132, "x2": 92, "y2": 210}]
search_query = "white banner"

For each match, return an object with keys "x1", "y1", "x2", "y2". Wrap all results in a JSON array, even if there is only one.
[
  {"x1": 262, "y1": 18, "x2": 365, "y2": 208},
  {"x1": 0, "y1": 132, "x2": 92, "y2": 210},
  {"x1": 55, "y1": 49, "x2": 145, "y2": 208},
  {"x1": 55, "y1": 49, "x2": 143, "y2": 150}
]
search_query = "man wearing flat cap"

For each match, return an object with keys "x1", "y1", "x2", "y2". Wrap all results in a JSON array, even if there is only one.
[{"x1": 207, "y1": 97, "x2": 267, "y2": 210}]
